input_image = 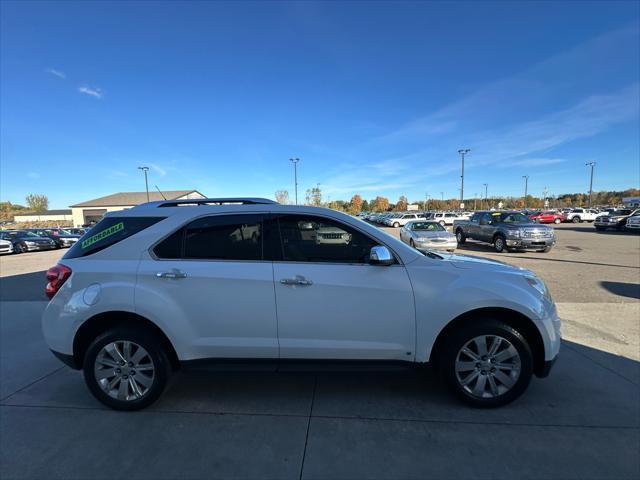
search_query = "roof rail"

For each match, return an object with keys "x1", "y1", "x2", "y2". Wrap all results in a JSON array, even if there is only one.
[{"x1": 154, "y1": 197, "x2": 278, "y2": 208}]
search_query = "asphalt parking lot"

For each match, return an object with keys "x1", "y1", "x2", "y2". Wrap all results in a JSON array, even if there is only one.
[{"x1": 1, "y1": 223, "x2": 639, "y2": 479}]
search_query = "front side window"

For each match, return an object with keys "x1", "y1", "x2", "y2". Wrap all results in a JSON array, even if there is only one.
[{"x1": 275, "y1": 215, "x2": 379, "y2": 264}]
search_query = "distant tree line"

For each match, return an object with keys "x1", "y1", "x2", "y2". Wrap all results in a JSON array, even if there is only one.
[
  {"x1": 0, "y1": 194, "x2": 50, "y2": 222},
  {"x1": 275, "y1": 188, "x2": 639, "y2": 214}
]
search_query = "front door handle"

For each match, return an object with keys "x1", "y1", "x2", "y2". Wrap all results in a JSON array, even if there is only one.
[
  {"x1": 156, "y1": 270, "x2": 187, "y2": 279},
  {"x1": 280, "y1": 275, "x2": 313, "y2": 286}
]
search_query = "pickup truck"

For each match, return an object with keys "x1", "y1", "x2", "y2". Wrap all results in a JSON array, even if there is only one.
[
  {"x1": 564, "y1": 208, "x2": 599, "y2": 223},
  {"x1": 454, "y1": 211, "x2": 556, "y2": 253}
]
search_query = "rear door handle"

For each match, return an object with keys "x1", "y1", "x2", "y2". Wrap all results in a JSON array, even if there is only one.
[
  {"x1": 280, "y1": 275, "x2": 313, "y2": 286},
  {"x1": 156, "y1": 270, "x2": 187, "y2": 279}
]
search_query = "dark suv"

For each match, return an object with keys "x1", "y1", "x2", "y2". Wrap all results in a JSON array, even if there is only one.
[{"x1": 454, "y1": 211, "x2": 556, "y2": 253}]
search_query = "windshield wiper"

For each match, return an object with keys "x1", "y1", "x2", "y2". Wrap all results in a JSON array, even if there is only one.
[{"x1": 424, "y1": 250, "x2": 443, "y2": 260}]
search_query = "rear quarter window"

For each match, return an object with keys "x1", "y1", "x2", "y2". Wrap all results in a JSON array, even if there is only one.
[{"x1": 64, "y1": 217, "x2": 163, "y2": 258}]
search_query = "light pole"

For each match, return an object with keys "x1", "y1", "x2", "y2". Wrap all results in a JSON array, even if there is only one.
[
  {"x1": 289, "y1": 157, "x2": 300, "y2": 205},
  {"x1": 483, "y1": 183, "x2": 488, "y2": 209},
  {"x1": 458, "y1": 149, "x2": 470, "y2": 208},
  {"x1": 474, "y1": 193, "x2": 478, "y2": 211},
  {"x1": 137, "y1": 166, "x2": 150, "y2": 202},
  {"x1": 522, "y1": 175, "x2": 529, "y2": 207},
  {"x1": 425, "y1": 192, "x2": 429, "y2": 212},
  {"x1": 585, "y1": 162, "x2": 596, "y2": 207}
]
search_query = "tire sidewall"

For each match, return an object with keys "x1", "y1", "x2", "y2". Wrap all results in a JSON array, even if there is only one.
[
  {"x1": 439, "y1": 319, "x2": 534, "y2": 408},
  {"x1": 456, "y1": 230, "x2": 465, "y2": 243},
  {"x1": 83, "y1": 327, "x2": 170, "y2": 411},
  {"x1": 494, "y1": 235, "x2": 506, "y2": 252}
]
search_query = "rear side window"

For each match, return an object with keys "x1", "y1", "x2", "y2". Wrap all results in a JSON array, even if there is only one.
[
  {"x1": 154, "y1": 214, "x2": 264, "y2": 261},
  {"x1": 65, "y1": 217, "x2": 163, "y2": 258}
]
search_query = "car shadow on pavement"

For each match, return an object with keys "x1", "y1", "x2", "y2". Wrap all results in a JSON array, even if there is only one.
[
  {"x1": 599, "y1": 281, "x2": 640, "y2": 300},
  {"x1": 0, "y1": 270, "x2": 48, "y2": 301}
]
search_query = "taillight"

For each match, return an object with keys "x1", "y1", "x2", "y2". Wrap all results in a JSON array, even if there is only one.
[{"x1": 45, "y1": 264, "x2": 72, "y2": 299}]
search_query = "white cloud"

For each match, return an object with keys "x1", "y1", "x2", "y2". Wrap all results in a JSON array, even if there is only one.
[
  {"x1": 78, "y1": 86, "x2": 104, "y2": 99},
  {"x1": 45, "y1": 68, "x2": 66, "y2": 79}
]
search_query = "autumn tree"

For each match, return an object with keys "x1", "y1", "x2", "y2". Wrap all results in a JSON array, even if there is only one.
[
  {"x1": 373, "y1": 196, "x2": 389, "y2": 212},
  {"x1": 395, "y1": 196, "x2": 408, "y2": 211},
  {"x1": 26, "y1": 194, "x2": 49, "y2": 212},
  {"x1": 305, "y1": 186, "x2": 322, "y2": 206},
  {"x1": 275, "y1": 190, "x2": 289, "y2": 204},
  {"x1": 348, "y1": 194, "x2": 363, "y2": 215}
]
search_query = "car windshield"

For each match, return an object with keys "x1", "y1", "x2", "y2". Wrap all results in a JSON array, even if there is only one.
[
  {"x1": 411, "y1": 222, "x2": 445, "y2": 231},
  {"x1": 614, "y1": 210, "x2": 632, "y2": 216},
  {"x1": 499, "y1": 213, "x2": 530, "y2": 223},
  {"x1": 12, "y1": 231, "x2": 41, "y2": 237}
]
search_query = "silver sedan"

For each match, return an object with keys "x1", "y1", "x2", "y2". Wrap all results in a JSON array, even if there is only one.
[{"x1": 399, "y1": 221, "x2": 457, "y2": 252}]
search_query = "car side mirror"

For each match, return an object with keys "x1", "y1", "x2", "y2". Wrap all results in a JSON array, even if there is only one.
[{"x1": 369, "y1": 246, "x2": 394, "y2": 266}]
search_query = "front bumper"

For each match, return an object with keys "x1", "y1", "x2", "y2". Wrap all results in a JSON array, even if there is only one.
[
  {"x1": 505, "y1": 238, "x2": 556, "y2": 250},
  {"x1": 415, "y1": 241, "x2": 457, "y2": 252},
  {"x1": 625, "y1": 223, "x2": 640, "y2": 230},
  {"x1": 25, "y1": 243, "x2": 57, "y2": 251},
  {"x1": 538, "y1": 355, "x2": 558, "y2": 378}
]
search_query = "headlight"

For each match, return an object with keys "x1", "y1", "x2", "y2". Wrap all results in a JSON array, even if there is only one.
[
  {"x1": 525, "y1": 276, "x2": 550, "y2": 299},
  {"x1": 25, "y1": 241, "x2": 35, "y2": 245}
]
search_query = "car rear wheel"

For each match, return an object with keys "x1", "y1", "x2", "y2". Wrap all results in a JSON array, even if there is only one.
[
  {"x1": 13, "y1": 243, "x2": 23, "y2": 254},
  {"x1": 554, "y1": 218, "x2": 561, "y2": 224},
  {"x1": 493, "y1": 235, "x2": 506, "y2": 252},
  {"x1": 455, "y1": 229, "x2": 466, "y2": 244},
  {"x1": 393, "y1": 222, "x2": 400, "y2": 228},
  {"x1": 438, "y1": 319, "x2": 533, "y2": 408},
  {"x1": 439, "y1": 220, "x2": 446, "y2": 226},
  {"x1": 572, "y1": 216, "x2": 581, "y2": 223},
  {"x1": 83, "y1": 327, "x2": 171, "y2": 411}
]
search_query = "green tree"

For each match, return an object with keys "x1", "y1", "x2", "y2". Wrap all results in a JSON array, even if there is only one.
[
  {"x1": 25, "y1": 194, "x2": 49, "y2": 212},
  {"x1": 361, "y1": 200, "x2": 370, "y2": 212}
]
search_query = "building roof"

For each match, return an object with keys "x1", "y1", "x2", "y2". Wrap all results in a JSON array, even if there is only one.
[
  {"x1": 70, "y1": 190, "x2": 203, "y2": 208},
  {"x1": 15, "y1": 209, "x2": 72, "y2": 217}
]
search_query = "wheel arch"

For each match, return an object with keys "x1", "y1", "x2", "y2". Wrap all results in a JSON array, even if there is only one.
[
  {"x1": 72, "y1": 311, "x2": 180, "y2": 370},
  {"x1": 429, "y1": 307, "x2": 546, "y2": 377}
]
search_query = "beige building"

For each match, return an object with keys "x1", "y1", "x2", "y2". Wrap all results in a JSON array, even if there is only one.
[
  {"x1": 14, "y1": 209, "x2": 74, "y2": 223},
  {"x1": 70, "y1": 190, "x2": 205, "y2": 226}
]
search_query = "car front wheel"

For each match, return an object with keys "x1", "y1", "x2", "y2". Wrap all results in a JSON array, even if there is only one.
[
  {"x1": 456, "y1": 229, "x2": 466, "y2": 244},
  {"x1": 83, "y1": 327, "x2": 171, "y2": 410},
  {"x1": 493, "y1": 235, "x2": 506, "y2": 252},
  {"x1": 572, "y1": 216, "x2": 581, "y2": 223},
  {"x1": 554, "y1": 218, "x2": 561, "y2": 224},
  {"x1": 438, "y1": 319, "x2": 533, "y2": 408}
]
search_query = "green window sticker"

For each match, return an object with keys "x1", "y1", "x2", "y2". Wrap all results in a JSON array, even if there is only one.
[{"x1": 81, "y1": 222, "x2": 124, "y2": 249}]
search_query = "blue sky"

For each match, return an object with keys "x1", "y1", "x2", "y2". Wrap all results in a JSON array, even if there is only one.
[{"x1": 1, "y1": 1, "x2": 639, "y2": 208}]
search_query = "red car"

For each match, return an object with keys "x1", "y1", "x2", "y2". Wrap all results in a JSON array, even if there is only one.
[{"x1": 529, "y1": 211, "x2": 565, "y2": 224}]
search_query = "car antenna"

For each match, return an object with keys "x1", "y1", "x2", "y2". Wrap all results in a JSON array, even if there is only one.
[{"x1": 155, "y1": 185, "x2": 167, "y2": 200}]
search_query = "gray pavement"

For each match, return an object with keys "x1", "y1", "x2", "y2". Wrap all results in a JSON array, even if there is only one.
[{"x1": 1, "y1": 225, "x2": 639, "y2": 479}]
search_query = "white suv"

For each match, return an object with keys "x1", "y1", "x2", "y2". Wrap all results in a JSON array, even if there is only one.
[
  {"x1": 385, "y1": 213, "x2": 425, "y2": 228},
  {"x1": 42, "y1": 198, "x2": 560, "y2": 410},
  {"x1": 564, "y1": 208, "x2": 599, "y2": 223}
]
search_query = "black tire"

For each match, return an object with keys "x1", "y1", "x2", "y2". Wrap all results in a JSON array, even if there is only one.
[
  {"x1": 13, "y1": 243, "x2": 24, "y2": 254},
  {"x1": 83, "y1": 326, "x2": 171, "y2": 411},
  {"x1": 455, "y1": 229, "x2": 466, "y2": 244},
  {"x1": 572, "y1": 216, "x2": 581, "y2": 223},
  {"x1": 393, "y1": 222, "x2": 400, "y2": 228},
  {"x1": 410, "y1": 239, "x2": 415, "y2": 248},
  {"x1": 439, "y1": 220, "x2": 446, "y2": 226},
  {"x1": 553, "y1": 218, "x2": 561, "y2": 224},
  {"x1": 493, "y1": 234, "x2": 506, "y2": 253},
  {"x1": 437, "y1": 318, "x2": 534, "y2": 408}
]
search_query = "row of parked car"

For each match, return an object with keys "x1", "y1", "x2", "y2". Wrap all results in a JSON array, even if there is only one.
[
  {"x1": 367, "y1": 207, "x2": 639, "y2": 256},
  {"x1": 0, "y1": 227, "x2": 89, "y2": 255}
]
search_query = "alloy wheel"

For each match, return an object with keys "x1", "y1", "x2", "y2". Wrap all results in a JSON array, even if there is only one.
[
  {"x1": 94, "y1": 341, "x2": 155, "y2": 401},
  {"x1": 455, "y1": 335, "x2": 521, "y2": 399}
]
